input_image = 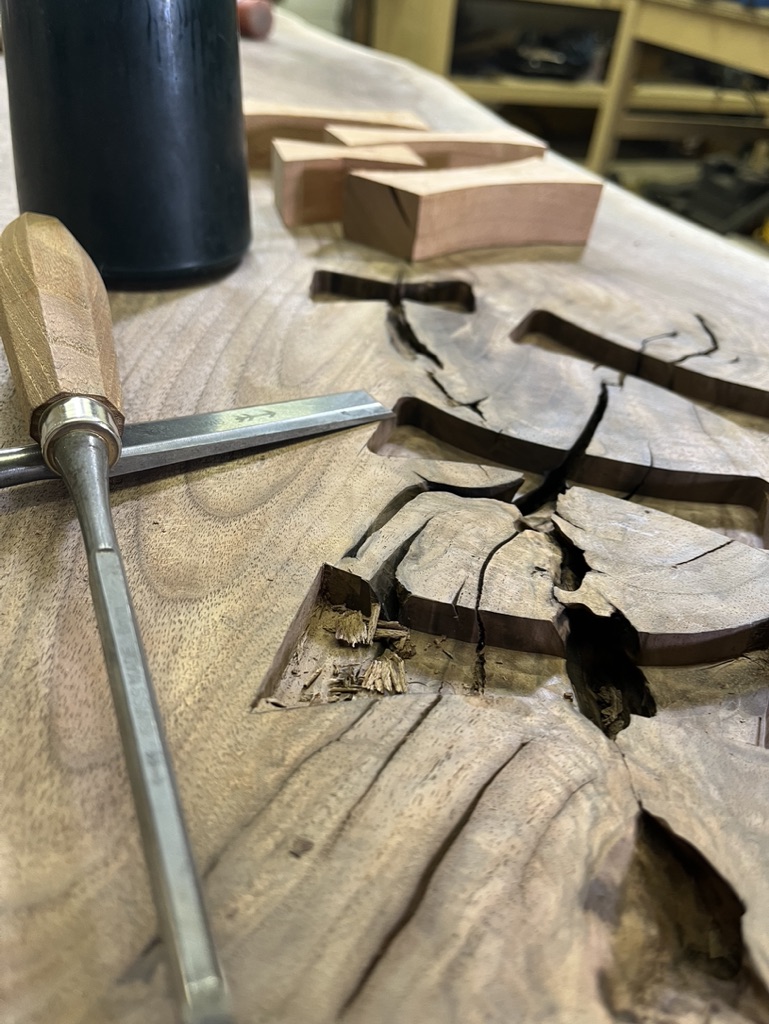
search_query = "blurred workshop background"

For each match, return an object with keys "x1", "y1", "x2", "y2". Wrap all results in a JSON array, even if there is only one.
[{"x1": 280, "y1": 0, "x2": 769, "y2": 250}]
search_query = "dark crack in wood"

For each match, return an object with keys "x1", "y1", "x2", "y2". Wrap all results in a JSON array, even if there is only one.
[
  {"x1": 512, "y1": 309, "x2": 765, "y2": 416},
  {"x1": 340, "y1": 739, "x2": 529, "y2": 1016},
  {"x1": 624, "y1": 331, "x2": 679, "y2": 385},
  {"x1": 386, "y1": 304, "x2": 444, "y2": 368},
  {"x1": 672, "y1": 313, "x2": 720, "y2": 365},
  {"x1": 564, "y1": 603, "x2": 657, "y2": 739},
  {"x1": 427, "y1": 370, "x2": 487, "y2": 419},
  {"x1": 416, "y1": 474, "x2": 522, "y2": 503},
  {"x1": 473, "y1": 531, "x2": 522, "y2": 692},
  {"x1": 674, "y1": 537, "x2": 733, "y2": 567},
  {"x1": 622, "y1": 443, "x2": 654, "y2": 501},
  {"x1": 553, "y1": 525, "x2": 656, "y2": 737},
  {"x1": 343, "y1": 485, "x2": 426, "y2": 560},
  {"x1": 515, "y1": 382, "x2": 608, "y2": 515}
]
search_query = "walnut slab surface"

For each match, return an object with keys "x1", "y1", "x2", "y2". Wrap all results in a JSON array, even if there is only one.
[
  {"x1": 4, "y1": 10, "x2": 769, "y2": 1024},
  {"x1": 271, "y1": 139, "x2": 425, "y2": 226},
  {"x1": 343, "y1": 158, "x2": 604, "y2": 260},
  {"x1": 323, "y1": 124, "x2": 547, "y2": 167}
]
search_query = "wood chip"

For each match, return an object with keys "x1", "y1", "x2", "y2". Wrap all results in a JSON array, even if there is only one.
[
  {"x1": 393, "y1": 635, "x2": 417, "y2": 660},
  {"x1": 335, "y1": 609, "x2": 368, "y2": 647},
  {"x1": 373, "y1": 626, "x2": 411, "y2": 640},
  {"x1": 360, "y1": 649, "x2": 408, "y2": 694},
  {"x1": 365, "y1": 602, "x2": 381, "y2": 644}
]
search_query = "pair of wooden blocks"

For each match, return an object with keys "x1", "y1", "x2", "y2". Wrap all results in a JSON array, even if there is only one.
[{"x1": 243, "y1": 102, "x2": 603, "y2": 261}]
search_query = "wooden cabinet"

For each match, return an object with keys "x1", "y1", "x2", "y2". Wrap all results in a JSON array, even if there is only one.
[{"x1": 359, "y1": 0, "x2": 769, "y2": 170}]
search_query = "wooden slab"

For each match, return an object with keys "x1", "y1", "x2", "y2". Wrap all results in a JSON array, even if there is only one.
[
  {"x1": 323, "y1": 125, "x2": 547, "y2": 167},
  {"x1": 271, "y1": 139, "x2": 425, "y2": 227},
  {"x1": 5, "y1": 12, "x2": 769, "y2": 1024},
  {"x1": 343, "y1": 158, "x2": 604, "y2": 260},
  {"x1": 243, "y1": 100, "x2": 428, "y2": 167}
]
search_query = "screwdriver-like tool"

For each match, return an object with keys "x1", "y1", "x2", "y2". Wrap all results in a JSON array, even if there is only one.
[{"x1": 0, "y1": 213, "x2": 388, "y2": 1023}]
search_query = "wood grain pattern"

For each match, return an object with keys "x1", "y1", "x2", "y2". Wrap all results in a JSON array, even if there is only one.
[
  {"x1": 323, "y1": 125, "x2": 547, "y2": 166},
  {"x1": 343, "y1": 158, "x2": 604, "y2": 260},
  {"x1": 244, "y1": 100, "x2": 428, "y2": 167},
  {"x1": 3, "y1": 11, "x2": 769, "y2": 1024},
  {"x1": 0, "y1": 213, "x2": 123, "y2": 438},
  {"x1": 271, "y1": 139, "x2": 425, "y2": 226}
]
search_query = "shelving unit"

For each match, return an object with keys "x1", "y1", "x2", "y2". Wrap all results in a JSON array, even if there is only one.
[
  {"x1": 453, "y1": 77, "x2": 769, "y2": 116},
  {"x1": 360, "y1": 0, "x2": 769, "y2": 171}
]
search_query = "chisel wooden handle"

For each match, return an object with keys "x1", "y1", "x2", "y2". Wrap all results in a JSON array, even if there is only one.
[{"x1": 0, "y1": 213, "x2": 124, "y2": 440}]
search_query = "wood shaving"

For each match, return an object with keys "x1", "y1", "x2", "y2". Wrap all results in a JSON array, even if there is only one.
[
  {"x1": 365, "y1": 602, "x2": 381, "y2": 644},
  {"x1": 335, "y1": 609, "x2": 368, "y2": 647},
  {"x1": 360, "y1": 649, "x2": 407, "y2": 694}
]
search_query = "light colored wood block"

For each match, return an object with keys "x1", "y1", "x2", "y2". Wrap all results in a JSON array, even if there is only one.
[
  {"x1": 342, "y1": 158, "x2": 604, "y2": 261},
  {"x1": 324, "y1": 125, "x2": 547, "y2": 167},
  {"x1": 271, "y1": 139, "x2": 425, "y2": 227},
  {"x1": 243, "y1": 101, "x2": 429, "y2": 167}
]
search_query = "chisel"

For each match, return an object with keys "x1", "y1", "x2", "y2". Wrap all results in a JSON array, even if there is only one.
[
  {"x1": 0, "y1": 213, "x2": 388, "y2": 1023},
  {"x1": 0, "y1": 389, "x2": 390, "y2": 488}
]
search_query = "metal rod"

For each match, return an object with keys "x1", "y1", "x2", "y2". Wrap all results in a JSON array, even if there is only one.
[
  {"x1": 0, "y1": 390, "x2": 392, "y2": 489},
  {"x1": 53, "y1": 430, "x2": 233, "y2": 1024}
]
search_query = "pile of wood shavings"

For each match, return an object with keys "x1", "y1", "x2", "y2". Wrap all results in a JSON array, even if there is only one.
[{"x1": 333, "y1": 602, "x2": 415, "y2": 695}]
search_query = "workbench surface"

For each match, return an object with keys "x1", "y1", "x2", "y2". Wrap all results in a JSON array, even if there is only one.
[{"x1": 3, "y1": 13, "x2": 769, "y2": 1024}]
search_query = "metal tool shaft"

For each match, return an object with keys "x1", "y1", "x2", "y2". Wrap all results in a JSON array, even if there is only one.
[
  {"x1": 54, "y1": 429, "x2": 232, "y2": 1024},
  {"x1": 0, "y1": 390, "x2": 391, "y2": 489}
]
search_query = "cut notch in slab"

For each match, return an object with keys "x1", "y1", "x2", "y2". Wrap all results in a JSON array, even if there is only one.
[
  {"x1": 323, "y1": 125, "x2": 547, "y2": 167},
  {"x1": 271, "y1": 139, "x2": 425, "y2": 227},
  {"x1": 342, "y1": 158, "x2": 604, "y2": 261}
]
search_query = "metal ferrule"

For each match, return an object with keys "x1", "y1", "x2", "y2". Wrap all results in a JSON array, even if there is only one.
[{"x1": 39, "y1": 396, "x2": 122, "y2": 472}]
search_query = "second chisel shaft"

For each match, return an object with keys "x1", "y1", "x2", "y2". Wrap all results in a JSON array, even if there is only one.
[{"x1": 55, "y1": 430, "x2": 232, "y2": 1024}]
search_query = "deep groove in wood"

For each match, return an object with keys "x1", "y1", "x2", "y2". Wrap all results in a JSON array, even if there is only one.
[
  {"x1": 515, "y1": 382, "x2": 609, "y2": 515},
  {"x1": 340, "y1": 740, "x2": 530, "y2": 1015},
  {"x1": 330, "y1": 695, "x2": 442, "y2": 841},
  {"x1": 555, "y1": 522, "x2": 657, "y2": 737},
  {"x1": 473, "y1": 530, "x2": 522, "y2": 693},
  {"x1": 386, "y1": 304, "x2": 444, "y2": 368}
]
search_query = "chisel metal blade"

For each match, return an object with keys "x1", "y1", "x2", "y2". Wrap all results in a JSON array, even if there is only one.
[{"x1": 0, "y1": 390, "x2": 392, "y2": 489}]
